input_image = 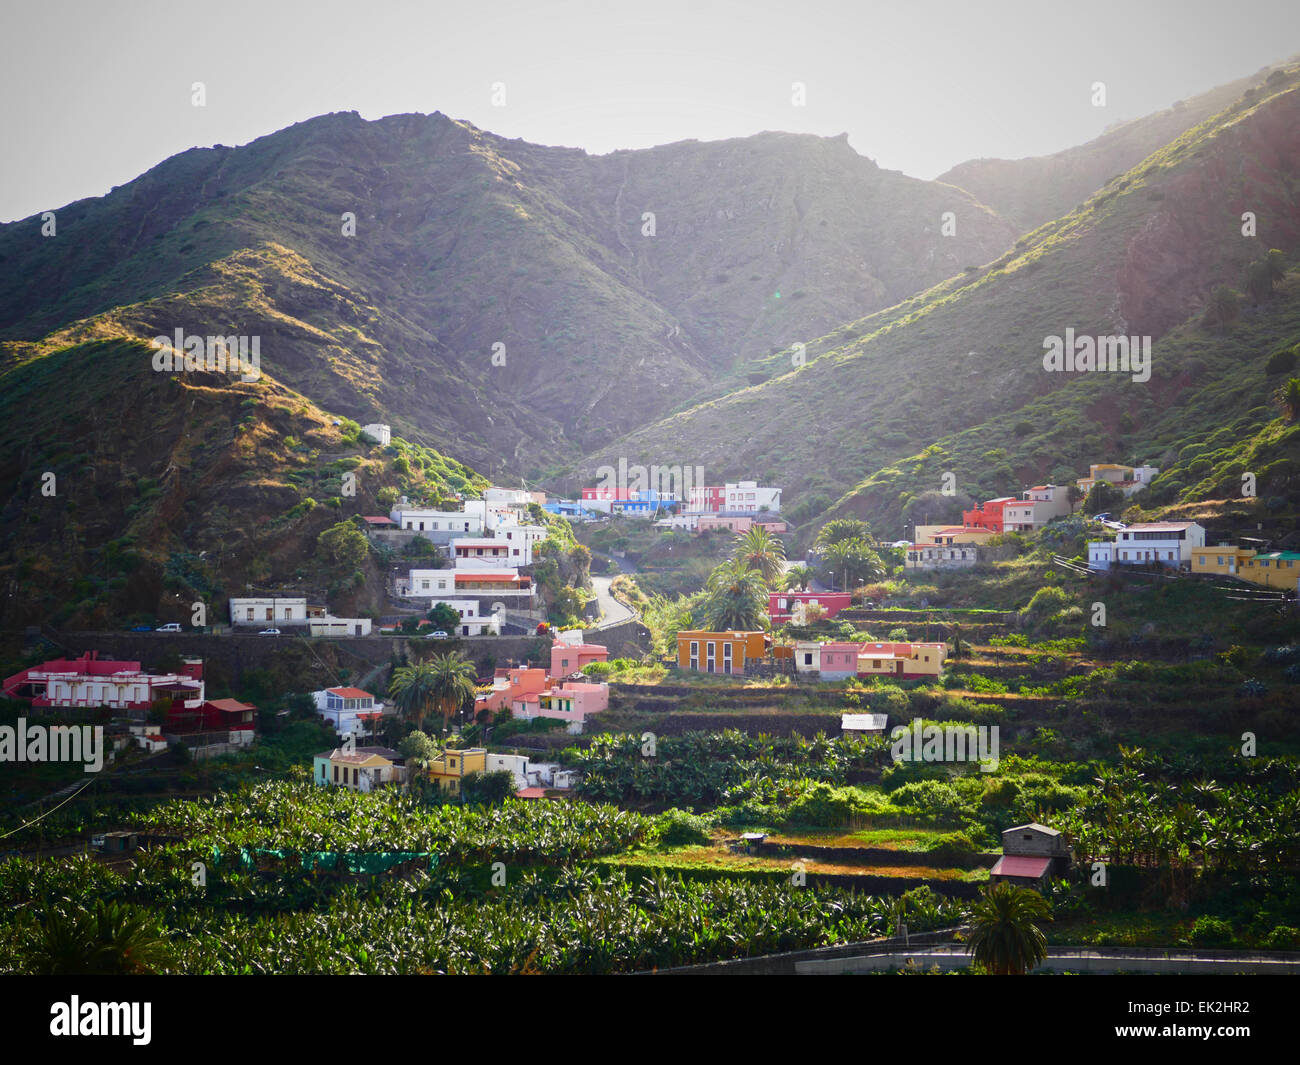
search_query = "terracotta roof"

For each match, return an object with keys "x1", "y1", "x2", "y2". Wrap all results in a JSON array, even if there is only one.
[
  {"x1": 991, "y1": 855, "x2": 1053, "y2": 879},
  {"x1": 327, "y1": 687, "x2": 374, "y2": 699},
  {"x1": 205, "y1": 698, "x2": 255, "y2": 712},
  {"x1": 515, "y1": 787, "x2": 548, "y2": 799}
]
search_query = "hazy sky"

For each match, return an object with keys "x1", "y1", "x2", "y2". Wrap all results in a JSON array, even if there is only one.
[{"x1": 2, "y1": 0, "x2": 1299, "y2": 221}]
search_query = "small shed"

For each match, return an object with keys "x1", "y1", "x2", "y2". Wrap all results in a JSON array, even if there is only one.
[
  {"x1": 841, "y1": 713, "x2": 888, "y2": 736},
  {"x1": 990, "y1": 822, "x2": 1071, "y2": 886},
  {"x1": 740, "y1": 832, "x2": 767, "y2": 854}
]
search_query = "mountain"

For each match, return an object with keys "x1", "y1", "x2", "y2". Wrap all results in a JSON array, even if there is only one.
[
  {"x1": 0, "y1": 337, "x2": 485, "y2": 628},
  {"x1": 937, "y1": 59, "x2": 1298, "y2": 233},
  {"x1": 573, "y1": 66, "x2": 1300, "y2": 530},
  {"x1": 0, "y1": 114, "x2": 1016, "y2": 478}
]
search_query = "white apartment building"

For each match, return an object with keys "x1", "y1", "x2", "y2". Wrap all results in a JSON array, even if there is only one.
[
  {"x1": 229, "y1": 596, "x2": 315, "y2": 627},
  {"x1": 1088, "y1": 521, "x2": 1206, "y2": 570},
  {"x1": 389, "y1": 504, "x2": 483, "y2": 540},
  {"x1": 723, "y1": 481, "x2": 782, "y2": 514}
]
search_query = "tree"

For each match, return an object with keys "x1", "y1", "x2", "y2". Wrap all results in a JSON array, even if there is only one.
[
  {"x1": 427, "y1": 651, "x2": 479, "y2": 736},
  {"x1": 819, "y1": 537, "x2": 884, "y2": 591},
  {"x1": 27, "y1": 900, "x2": 173, "y2": 975},
  {"x1": 389, "y1": 662, "x2": 438, "y2": 727},
  {"x1": 1082, "y1": 480, "x2": 1125, "y2": 517},
  {"x1": 316, "y1": 519, "x2": 369, "y2": 569},
  {"x1": 1203, "y1": 285, "x2": 1240, "y2": 333},
  {"x1": 734, "y1": 525, "x2": 786, "y2": 587},
  {"x1": 461, "y1": 769, "x2": 517, "y2": 806},
  {"x1": 1066, "y1": 484, "x2": 1084, "y2": 514},
  {"x1": 398, "y1": 729, "x2": 438, "y2": 766},
  {"x1": 427, "y1": 603, "x2": 460, "y2": 631},
  {"x1": 1245, "y1": 259, "x2": 1275, "y2": 305},
  {"x1": 699, "y1": 558, "x2": 767, "y2": 631},
  {"x1": 1275, "y1": 377, "x2": 1300, "y2": 422},
  {"x1": 814, "y1": 518, "x2": 872, "y2": 550},
  {"x1": 966, "y1": 881, "x2": 1051, "y2": 975},
  {"x1": 784, "y1": 564, "x2": 814, "y2": 591}
]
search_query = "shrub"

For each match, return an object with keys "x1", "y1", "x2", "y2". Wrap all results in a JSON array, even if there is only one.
[
  {"x1": 924, "y1": 830, "x2": 979, "y2": 864},
  {"x1": 1188, "y1": 915, "x2": 1234, "y2": 947},
  {"x1": 655, "y1": 808, "x2": 712, "y2": 846},
  {"x1": 1265, "y1": 926, "x2": 1300, "y2": 949}
]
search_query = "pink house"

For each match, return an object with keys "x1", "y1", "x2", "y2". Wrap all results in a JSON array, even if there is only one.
[
  {"x1": 475, "y1": 667, "x2": 547, "y2": 715},
  {"x1": 816, "y1": 642, "x2": 863, "y2": 680},
  {"x1": 512, "y1": 680, "x2": 609, "y2": 734},
  {"x1": 551, "y1": 640, "x2": 608, "y2": 678},
  {"x1": 768, "y1": 591, "x2": 851, "y2": 625}
]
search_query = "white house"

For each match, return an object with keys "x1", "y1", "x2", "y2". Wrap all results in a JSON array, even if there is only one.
[
  {"x1": 1088, "y1": 521, "x2": 1206, "y2": 570},
  {"x1": 229, "y1": 596, "x2": 315, "y2": 627},
  {"x1": 361, "y1": 423, "x2": 391, "y2": 446},
  {"x1": 434, "y1": 599, "x2": 503, "y2": 637},
  {"x1": 905, "y1": 543, "x2": 980, "y2": 570},
  {"x1": 723, "y1": 481, "x2": 782, "y2": 514},
  {"x1": 486, "y1": 752, "x2": 531, "y2": 790},
  {"x1": 390, "y1": 504, "x2": 483, "y2": 541},
  {"x1": 308, "y1": 616, "x2": 373, "y2": 637},
  {"x1": 1002, "y1": 485, "x2": 1073, "y2": 533},
  {"x1": 451, "y1": 536, "x2": 528, "y2": 567},
  {"x1": 312, "y1": 686, "x2": 383, "y2": 738}
]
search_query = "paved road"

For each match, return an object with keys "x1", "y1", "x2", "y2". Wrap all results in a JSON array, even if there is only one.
[{"x1": 590, "y1": 575, "x2": 635, "y2": 629}]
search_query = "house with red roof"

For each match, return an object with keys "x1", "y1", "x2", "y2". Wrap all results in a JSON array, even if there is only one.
[
  {"x1": 313, "y1": 686, "x2": 384, "y2": 738},
  {"x1": 990, "y1": 823, "x2": 1071, "y2": 887}
]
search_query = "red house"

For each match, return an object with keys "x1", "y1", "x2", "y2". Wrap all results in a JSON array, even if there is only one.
[
  {"x1": 962, "y1": 496, "x2": 1015, "y2": 534},
  {"x1": 768, "y1": 591, "x2": 851, "y2": 625},
  {"x1": 168, "y1": 697, "x2": 257, "y2": 735},
  {"x1": 686, "y1": 485, "x2": 726, "y2": 513}
]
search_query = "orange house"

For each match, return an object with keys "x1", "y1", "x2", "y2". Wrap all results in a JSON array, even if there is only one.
[{"x1": 675, "y1": 630, "x2": 769, "y2": 675}]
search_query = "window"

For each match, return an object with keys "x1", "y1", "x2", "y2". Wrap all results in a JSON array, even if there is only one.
[{"x1": 803, "y1": 653, "x2": 813, "y2": 666}]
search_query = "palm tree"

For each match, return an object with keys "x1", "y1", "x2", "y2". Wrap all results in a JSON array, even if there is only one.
[
  {"x1": 734, "y1": 526, "x2": 786, "y2": 587},
  {"x1": 699, "y1": 557, "x2": 767, "y2": 631},
  {"x1": 814, "y1": 518, "x2": 872, "y2": 551},
  {"x1": 966, "y1": 881, "x2": 1051, "y2": 975},
  {"x1": 427, "y1": 651, "x2": 479, "y2": 737},
  {"x1": 821, "y1": 537, "x2": 884, "y2": 592},
  {"x1": 28, "y1": 900, "x2": 173, "y2": 974},
  {"x1": 784, "y1": 565, "x2": 814, "y2": 591},
  {"x1": 389, "y1": 661, "x2": 439, "y2": 728}
]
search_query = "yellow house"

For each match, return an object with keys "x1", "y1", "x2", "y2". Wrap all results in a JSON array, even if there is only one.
[
  {"x1": 676, "y1": 630, "x2": 768, "y2": 675},
  {"x1": 913, "y1": 524, "x2": 997, "y2": 546},
  {"x1": 427, "y1": 747, "x2": 487, "y2": 795},
  {"x1": 1191, "y1": 545, "x2": 1256, "y2": 577},
  {"x1": 855, "y1": 641, "x2": 948, "y2": 680},
  {"x1": 1240, "y1": 552, "x2": 1300, "y2": 589}
]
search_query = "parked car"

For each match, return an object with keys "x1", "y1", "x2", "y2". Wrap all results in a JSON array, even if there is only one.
[
  {"x1": 128, "y1": 624, "x2": 152, "y2": 632},
  {"x1": 426, "y1": 630, "x2": 449, "y2": 640},
  {"x1": 156, "y1": 623, "x2": 183, "y2": 632},
  {"x1": 258, "y1": 628, "x2": 281, "y2": 637}
]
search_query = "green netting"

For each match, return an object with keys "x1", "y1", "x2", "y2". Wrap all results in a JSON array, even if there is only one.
[{"x1": 210, "y1": 845, "x2": 437, "y2": 873}]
